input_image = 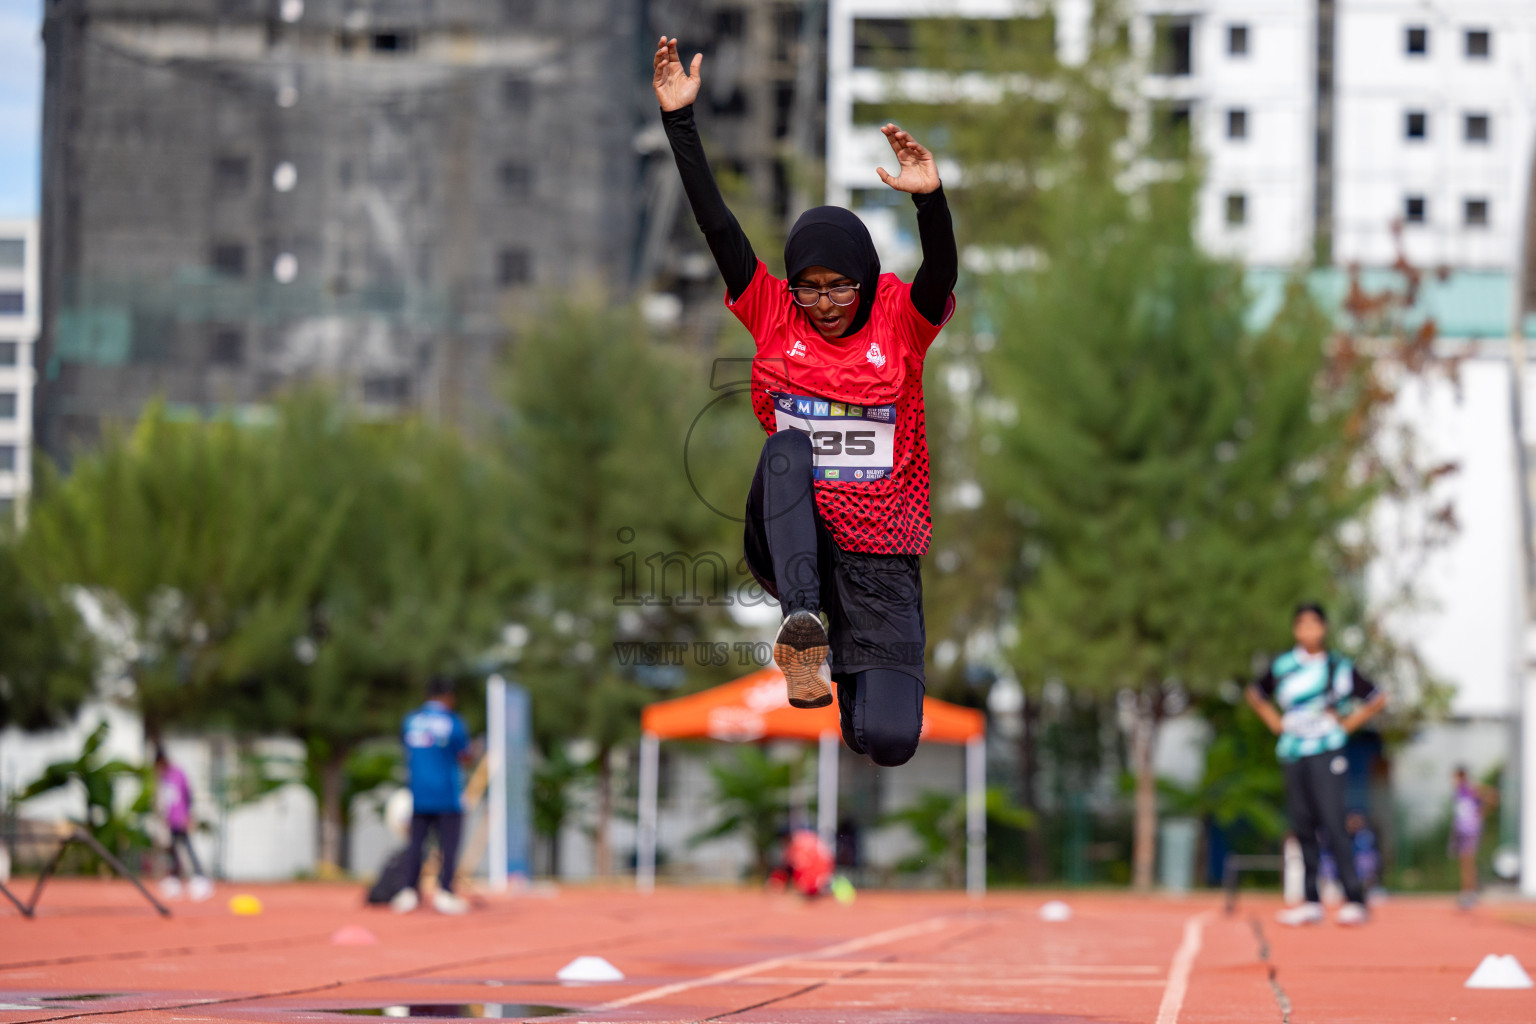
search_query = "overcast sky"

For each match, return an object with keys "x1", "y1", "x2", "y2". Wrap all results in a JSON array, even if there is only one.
[{"x1": 0, "y1": 0, "x2": 42, "y2": 219}]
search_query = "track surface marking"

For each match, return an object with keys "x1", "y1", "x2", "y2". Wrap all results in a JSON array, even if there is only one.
[{"x1": 1154, "y1": 911, "x2": 1211, "y2": 1024}]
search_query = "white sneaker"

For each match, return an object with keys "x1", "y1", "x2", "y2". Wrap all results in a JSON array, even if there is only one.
[
  {"x1": 159, "y1": 876, "x2": 184, "y2": 900},
  {"x1": 433, "y1": 890, "x2": 469, "y2": 915},
  {"x1": 1275, "y1": 902, "x2": 1324, "y2": 927},
  {"x1": 390, "y1": 887, "x2": 419, "y2": 914},
  {"x1": 1335, "y1": 902, "x2": 1369, "y2": 926},
  {"x1": 188, "y1": 875, "x2": 214, "y2": 902}
]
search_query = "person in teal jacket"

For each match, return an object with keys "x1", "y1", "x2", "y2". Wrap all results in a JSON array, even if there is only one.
[{"x1": 1247, "y1": 603, "x2": 1387, "y2": 926}]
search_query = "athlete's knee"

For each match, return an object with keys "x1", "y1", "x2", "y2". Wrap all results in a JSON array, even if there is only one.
[
  {"x1": 862, "y1": 717, "x2": 921, "y2": 767},
  {"x1": 763, "y1": 428, "x2": 814, "y2": 473}
]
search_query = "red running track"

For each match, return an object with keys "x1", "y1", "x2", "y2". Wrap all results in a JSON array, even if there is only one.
[{"x1": 1, "y1": 881, "x2": 1533, "y2": 1023}]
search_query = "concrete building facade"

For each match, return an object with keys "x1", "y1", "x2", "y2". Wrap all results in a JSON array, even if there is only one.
[{"x1": 37, "y1": 0, "x2": 640, "y2": 454}]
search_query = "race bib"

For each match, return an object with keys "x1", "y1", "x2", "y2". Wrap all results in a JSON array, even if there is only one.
[{"x1": 772, "y1": 391, "x2": 896, "y2": 482}]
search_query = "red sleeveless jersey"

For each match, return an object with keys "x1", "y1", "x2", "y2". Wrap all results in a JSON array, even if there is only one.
[{"x1": 727, "y1": 260, "x2": 953, "y2": 555}]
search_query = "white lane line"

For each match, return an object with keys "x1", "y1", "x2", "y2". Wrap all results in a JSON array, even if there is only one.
[
  {"x1": 1155, "y1": 910, "x2": 1214, "y2": 1024},
  {"x1": 590, "y1": 914, "x2": 956, "y2": 1011}
]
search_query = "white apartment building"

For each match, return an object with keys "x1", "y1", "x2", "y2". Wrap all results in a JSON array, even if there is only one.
[
  {"x1": 829, "y1": 1, "x2": 1536, "y2": 273},
  {"x1": 825, "y1": 1, "x2": 1536, "y2": 867},
  {"x1": 0, "y1": 219, "x2": 36, "y2": 525}
]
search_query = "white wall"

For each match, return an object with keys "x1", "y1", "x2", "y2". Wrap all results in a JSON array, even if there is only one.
[
  {"x1": 1369, "y1": 352, "x2": 1524, "y2": 718},
  {"x1": 1334, "y1": 2, "x2": 1536, "y2": 270}
]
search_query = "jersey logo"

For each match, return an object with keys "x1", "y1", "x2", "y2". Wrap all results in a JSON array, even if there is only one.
[
  {"x1": 865, "y1": 342, "x2": 886, "y2": 368},
  {"x1": 788, "y1": 339, "x2": 808, "y2": 358}
]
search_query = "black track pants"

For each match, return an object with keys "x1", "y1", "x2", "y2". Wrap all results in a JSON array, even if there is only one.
[
  {"x1": 743, "y1": 431, "x2": 926, "y2": 766},
  {"x1": 404, "y1": 811, "x2": 463, "y2": 895},
  {"x1": 1284, "y1": 751, "x2": 1364, "y2": 905}
]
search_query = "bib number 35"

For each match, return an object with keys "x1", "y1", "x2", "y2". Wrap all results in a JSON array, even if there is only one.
[{"x1": 811, "y1": 429, "x2": 876, "y2": 457}]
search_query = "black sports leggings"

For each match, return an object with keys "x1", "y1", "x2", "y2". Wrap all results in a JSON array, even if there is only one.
[
  {"x1": 1284, "y1": 751, "x2": 1364, "y2": 904},
  {"x1": 745, "y1": 430, "x2": 925, "y2": 767}
]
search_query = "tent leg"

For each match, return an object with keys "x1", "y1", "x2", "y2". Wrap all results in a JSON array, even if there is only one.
[
  {"x1": 966, "y1": 736, "x2": 986, "y2": 898},
  {"x1": 637, "y1": 732, "x2": 660, "y2": 893},
  {"x1": 817, "y1": 731, "x2": 839, "y2": 851}
]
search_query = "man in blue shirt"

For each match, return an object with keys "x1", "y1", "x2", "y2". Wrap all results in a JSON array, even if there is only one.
[
  {"x1": 392, "y1": 677, "x2": 472, "y2": 914},
  {"x1": 1247, "y1": 603, "x2": 1387, "y2": 927}
]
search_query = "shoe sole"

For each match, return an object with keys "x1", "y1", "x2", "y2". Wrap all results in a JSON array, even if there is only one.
[{"x1": 775, "y1": 642, "x2": 832, "y2": 708}]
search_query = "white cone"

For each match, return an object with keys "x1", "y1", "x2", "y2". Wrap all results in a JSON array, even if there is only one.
[
  {"x1": 556, "y1": 956, "x2": 625, "y2": 982},
  {"x1": 1465, "y1": 954, "x2": 1534, "y2": 989},
  {"x1": 1038, "y1": 899, "x2": 1072, "y2": 922}
]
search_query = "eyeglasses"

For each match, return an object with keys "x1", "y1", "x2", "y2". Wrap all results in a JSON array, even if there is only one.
[{"x1": 790, "y1": 283, "x2": 860, "y2": 307}]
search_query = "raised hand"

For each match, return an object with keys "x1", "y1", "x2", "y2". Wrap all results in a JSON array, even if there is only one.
[
  {"x1": 875, "y1": 123, "x2": 941, "y2": 194},
  {"x1": 653, "y1": 36, "x2": 702, "y2": 112}
]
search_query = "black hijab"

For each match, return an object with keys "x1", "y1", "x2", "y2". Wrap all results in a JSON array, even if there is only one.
[{"x1": 784, "y1": 206, "x2": 880, "y2": 337}]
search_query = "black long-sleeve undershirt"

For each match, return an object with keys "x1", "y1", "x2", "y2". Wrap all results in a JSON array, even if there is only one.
[{"x1": 660, "y1": 103, "x2": 957, "y2": 327}]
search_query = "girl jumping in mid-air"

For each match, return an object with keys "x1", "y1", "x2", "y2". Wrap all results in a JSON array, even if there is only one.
[{"x1": 654, "y1": 36, "x2": 957, "y2": 767}]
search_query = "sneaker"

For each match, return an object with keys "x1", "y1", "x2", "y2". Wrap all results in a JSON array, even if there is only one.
[
  {"x1": 775, "y1": 610, "x2": 832, "y2": 709},
  {"x1": 390, "y1": 887, "x2": 419, "y2": 914},
  {"x1": 159, "y1": 876, "x2": 184, "y2": 900},
  {"x1": 1335, "y1": 902, "x2": 1369, "y2": 926},
  {"x1": 1275, "y1": 902, "x2": 1324, "y2": 927},
  {"x1": 433, "y1": 890, "x2": 468, "y2": 915},
  {"x1": 187, "y1": 875, "x2": 214, "y2": 902}
]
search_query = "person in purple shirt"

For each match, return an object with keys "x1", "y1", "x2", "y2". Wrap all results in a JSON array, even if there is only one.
[
  {"x1": 154, "y1": 748, "x2": 211, "y2": 900},
  {"x1": 1451, "y1": 765, "x2": 1497, "y2": 908},
  {"x1": 392, "y1": 677, "x2": 473, "y2": 914}
]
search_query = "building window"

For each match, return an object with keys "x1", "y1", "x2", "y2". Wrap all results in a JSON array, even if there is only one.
[
  {"x1": 1227, "y1": 24, "x2": 1248, "y2": 56},
  {"x1": 1225, "y1": 193, "x2": 1246, "y2": 226},
  {"x1": 498, "y1": 248, "x2": 532, "y2": 286},
  {"x1": 1227, "y1": 108, "x2": 1248, "y2": 140},
  {"x1": 1466, "y1": 29, "x2": 1491, "y2": 59},
  {"x1": 1465, "y1": 198, "x2": 1489, "y2": 227},
  {"x1": 214, "y1": 155, "x2": 250, "y2": 196},
  {"x1": 0, "y1": 393, "x2": 15, "y2": 419},
  {"x1": 852, "y1": 18, "x2": 914, "y2": 67},
  {"x1": 499, "y1": 161, "x2": 533, "y2": 194},
  {"x1": 1465, "y1": 113, "x2": 1490, "y2": 143},
  {"x1": 371, "y1": 32, "x2": 414, "y2": 53},
  {"x1": 0, "y1": 445, "x2": 14, "y2": 472},
  {"x1": 1153, "y1": 17, "x2": 1193, "y2": 76},
  {"x1": 1405, "y1": 111, "x2": 1427, "y2": 140},
  {"x1": 502, "y1": 0, "x2": 535, "y2": 21},
  {"x1": 1404, "y1": 195, "x2": 1427, "y2": 223},
  {"x1": 210, "y1": 326, "x2": 244, "y2": 366},
  {"x1": 1406, "y1": 26, "x2": 1428, "y2": 55},
  {"x1": 0, "y1": 292, "x2": 22, "y2": 315},
  {"x1": 363, "y1": 376, "x2": 410, "y2": 403},
  {"x1": 502, "y1": 76, "x2": 533, "y2": 110},
  {"x1": 0, "y1": 341, "x2": 15, "y2": 366},
  {"x1": 0, "y1": 238, "x2": 23, "y2": 268},
  {"x1": 212, "y1": 244, "x2": 247, "y2": 278}
]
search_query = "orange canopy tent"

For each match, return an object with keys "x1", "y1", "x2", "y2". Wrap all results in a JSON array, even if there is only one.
[{"x1": 635, "y1": 668, "x2": 988, "y2": 895}]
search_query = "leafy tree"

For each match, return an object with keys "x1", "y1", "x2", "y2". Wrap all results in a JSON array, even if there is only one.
[
  {"x1": 0, "y1": 537, "x2": 96, "y2": 731},
  {"x1": 21, "y1": 394, "x2": 516, "y2": 871},
  {"x1": 500, "y1": 302, "x2": 757, "y2": 872}
]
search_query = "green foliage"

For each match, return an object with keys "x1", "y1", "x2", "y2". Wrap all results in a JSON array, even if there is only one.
[
  {"x1": 689, "y1": 746, "x2": 801, "y2": 878},
  {"x1": 0, "y1": 538, "x2": 96, "y2": 731},
  {"x1": 499, "y1": 303, "x2": 756, "y2": 755},
  {"x1": 20, "y1": 392, "x2": 515, "y2": 867},
  {"x1": 882, "y1": 786, "x2": 1034, "y2": 886},
  {"x1": 20, "y1": 720, "x2": 152, "y2": 866},
  {"x1": 1157, "y1": 694, "x2": 1287, "y2": 843}
]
